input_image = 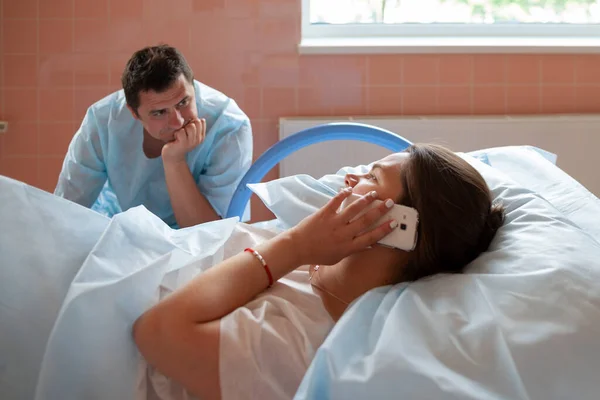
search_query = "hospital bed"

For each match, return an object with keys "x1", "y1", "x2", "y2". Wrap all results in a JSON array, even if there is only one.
[{"x1": 1, "y1": 123, "x2": 599, "y2": 400}]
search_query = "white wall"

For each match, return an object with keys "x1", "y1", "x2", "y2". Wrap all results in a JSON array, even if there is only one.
[{"x1": 278, "y1": 115, "x2": 600, "y2": 197}]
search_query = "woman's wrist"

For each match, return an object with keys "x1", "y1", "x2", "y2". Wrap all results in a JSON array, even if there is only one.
[{"x1": 254, "y1": 230, "x2": 306, "y2": 282}]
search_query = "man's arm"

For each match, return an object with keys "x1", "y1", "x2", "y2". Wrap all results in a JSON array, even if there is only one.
[
  {"x1": 163, "y1": 115, "x2": 253, "y2": 228},
  {"x1": 54, "y1": 108, "x2": 107, "y2": 208},
  {"x1": 162, "y1": 118, "x2": 221, "y2": 228},
  {"x1": 163, "y1": 159, "x2": 219, "y2": 228}
]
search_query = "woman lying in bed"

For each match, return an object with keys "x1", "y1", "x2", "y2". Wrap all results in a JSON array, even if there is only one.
[{"x1": 133, "y1": 144, "x2": 505, "y2": 400}]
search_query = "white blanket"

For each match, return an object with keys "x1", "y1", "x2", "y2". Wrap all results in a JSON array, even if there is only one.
[
  {"x1": 0, "y1": 175, "x2": 282, "y2": 399},
  {"x1": 37, "y1": 208, "x2": 286, "y2": 400},
  {"x1": 0, "y1": 177, "x2": 109, "y2": 399}
]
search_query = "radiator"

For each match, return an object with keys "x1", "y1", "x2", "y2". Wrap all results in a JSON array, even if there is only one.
[{"x1": 278, "y1": 115, "x2": 600, "y2": 196}]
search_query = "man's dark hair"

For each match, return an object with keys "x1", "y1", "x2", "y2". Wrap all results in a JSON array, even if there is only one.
[{"x1": 122, "y1": 44, "x2": 194, "y2": 114}]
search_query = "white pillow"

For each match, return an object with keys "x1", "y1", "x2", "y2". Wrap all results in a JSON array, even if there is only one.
[
  {"x1": 248, "y1": 152, "x2": 491, "y2": 229},
  {"x1": 247, "y1": 148, "x2": 554, "y2": 230},
  {"x1": 248, "y1": 174, "x2": 336, "y2": 229},
  {"x1": 248, "y1": 164, "x2": 371, "y2": 229}
]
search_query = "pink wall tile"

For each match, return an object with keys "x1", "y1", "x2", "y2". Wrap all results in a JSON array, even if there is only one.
[
  {"x1": 73, "y1": 54, "x2": 110, "y2": 86},
  {"x1": 542, "y1": 86, "x2": 576, "y2": 114},
  {"x1": 367, "y1": 86, "x2": 402, "y2": 115},
  {"x1": 4, "y1": 88, "x2": 38, "y2": 121},
  {"x1": 191, "y1": 17, "x2": 257, "y2": 53},
  {"x1": 227, "y1": 0, "x2": 260, "y2": 18},
  {"x1": 258, "y1": 55, "x2": 300, "y2": 87},
  {"x1": 190, "y1": 54, "x2": 247, "y2": 95},
  {"x1": 39, "y1": 88, "x2": 74, "y2": 122},
  {"x1": 39, "y1": 122, "x2": 74, "y2": 156},
  {"x1": 575, "y1": 55, "x2": 600, "y2": 84},
  {"x1": 39, "y1": 20, "x2": 73, "y2": 54},
  {"x1": 258, "y1": 0, "x2": 296, "y2": 19},
  {"x1": 541, "y1": 55, "x2": 575, "y2": 84},
  {"x1": 369, "y1": 55, "x2": 402, "y2": 85},
  {"x1": 298, "y1": 86, "x2": 333, "y2": 116},
  {"x1": 298, "y1": 56, "x2": 334, "y2": 87},
  {"x1": 329, "y1": 85, "x2": 368, "y2": 116},
  {"x1": 473, "y1": 86, "x2": 506, "y2": 115},
  {"x1": 38, "y1": 157, "x2": 64, "y2": 192},
  {"x1": 192, "y1": 0, "x2": 226, "y2": 13},
  {"x1": 215, "y1": 83, "x2": 245, "y2": 111},
  {"x1": 39, "y1": 54, "x2": 74, "y2": 87},
  {"x1": 74, "y1": 88, "x2": 112, "y2": 121},
  {"x1": 330, "y1": 57, "x2": 368, "y2": 87},
  {"x1": 438, "y1": 86, "x2": 471, "y2": 115},
  {"x1": 439, "y1": 56, "x2": 472, "y2": 85},
  {"x1": 262, "y1": 87, "x2": 296, "y2": 118},
  {"x1": 109, "y1": 53, "x2": 131, "y2": 86},
  {"x1": 144, "y1": 0, "x2": 192, "y2": 20},
  {"x1": 575, "y1": 85, "x2": 600, "y2": 113},
  {"x1": 258, "y1": 18, "x2": 299, "y2": 55},
  {"x1": 402, "y1": 86, "x2": 437, "y2": 115},
  {"x1": 507, "y1": 55, "x2": 540, "y2": 84},
  {"x1": 3, "y1": 0, "x2": 37, "y2": 18},
  {"x1": 74, "y1": 19, "x2": 110, "y2": 52},
  {"x1": 507, "y1": 86, "x2": 540, "y2": 114},
  {"x1": 240, "y1": 87, "x2": 261, "y2": 120},
  {"x1": 0, "y1": 157, "x2": 39, "y2": 186},
  {"x1": 241, "y1": 57, "x2": 261, "y2": 86},
  {"x1": 3, "y1": 54, "x2": 38, "y2": 87},
  {"x1": 3, "y1": 19, "x2": 37, "y2": 54},
  {"x1": 109, "y1": 0, "x2": 143, "y2": 20},
  {"x1": 404, "y1": 56, "x2": 439, "y2": 85},
  {"x1": 75, "y1": 0, "x2": 108, "y2": 18},
  {"x1": 1, "y1": 0, "x2": 598, "y2": 221},
  {"x1": 2, "y1": 122, "x2": 38, "y2": 156},
  {"x1": 40, "y1": 0, "x2": 73, "y2": 19},
  {"x1": 473, "y1": 55, "x2": 506, "y2": 84},
  {"x1": 144, "y1": 20, "x2": 190, "y2": 55},
  {"x1": 109, "y1": 19, "x2": 146, "y2": 53}
]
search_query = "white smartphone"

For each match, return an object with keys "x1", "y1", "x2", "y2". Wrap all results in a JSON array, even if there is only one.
[{"x1": 340, "y1": 193, "x2": 419, "y2": 252}]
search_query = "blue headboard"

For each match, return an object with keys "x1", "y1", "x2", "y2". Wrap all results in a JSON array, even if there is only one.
[{"x1": 225, "y1": 122, "x2": 412, "y2": 219}]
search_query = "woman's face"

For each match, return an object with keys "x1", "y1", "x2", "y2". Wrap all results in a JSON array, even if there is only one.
[{"x1": 344, "y1": 152, "x2": 409, "y2": 203}]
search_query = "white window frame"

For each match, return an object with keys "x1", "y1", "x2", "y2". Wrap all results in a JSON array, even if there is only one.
[{"x1": 300, "y1": 0, "x2": 600, "y2": 54}]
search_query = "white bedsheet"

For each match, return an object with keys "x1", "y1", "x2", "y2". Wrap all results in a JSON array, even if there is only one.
[
  {"x1": 34, "y1": 210, "x2": 283, "y2": 400},
  {"x1": 0, "y1": 177, "x2": 109, "y2": 400},
  {"x1": 0, "y1": 175, "x2": 279, "y2": 399}
]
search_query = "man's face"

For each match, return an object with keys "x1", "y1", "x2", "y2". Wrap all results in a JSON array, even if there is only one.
[{"x1": 130, "y1": 74, "x2": 198, "y2": 143}]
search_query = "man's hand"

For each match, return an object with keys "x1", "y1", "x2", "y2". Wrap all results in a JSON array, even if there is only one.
[
  {"x1": 161, "y1": 117, "x2": 218, "y2": 228},
  {"x1": 162, "y1": 118, "x2": 206, "y2": 163}
]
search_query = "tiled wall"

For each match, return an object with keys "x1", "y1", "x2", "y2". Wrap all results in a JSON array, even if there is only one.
[{"x1": 1, "y1": 0, "x2": 599, "y2": 221}]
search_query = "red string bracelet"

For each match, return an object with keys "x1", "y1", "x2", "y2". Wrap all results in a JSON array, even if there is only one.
[{"x1": 244, "y1": 248, "x2": 274, "y2": 288}]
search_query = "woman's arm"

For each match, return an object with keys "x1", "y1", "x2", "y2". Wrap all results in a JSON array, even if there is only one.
[
  {"x1": 133, "y1": 233, "x2": 305, "y2": 399},
  {"x1": 133, "y1": 188, "x2": 396, "y2": 398}
]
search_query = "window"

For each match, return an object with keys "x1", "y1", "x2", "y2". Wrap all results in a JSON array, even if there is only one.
[{"x1": 300, "y1": 0, "x2": 600, "y2": 54}]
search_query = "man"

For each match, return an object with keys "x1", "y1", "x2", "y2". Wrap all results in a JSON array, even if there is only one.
[{"x1": 55, "y1": 45, "x2": 252, "y2": 228}]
